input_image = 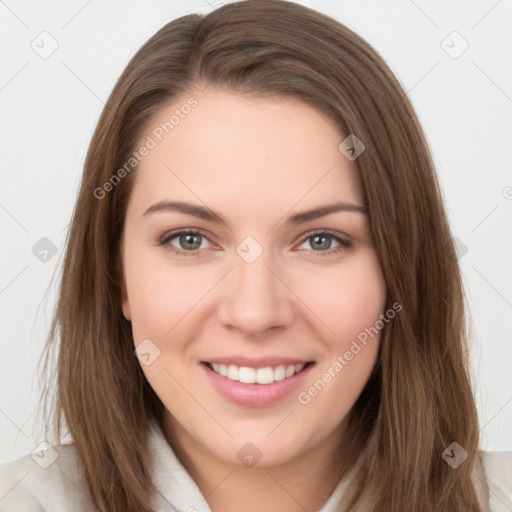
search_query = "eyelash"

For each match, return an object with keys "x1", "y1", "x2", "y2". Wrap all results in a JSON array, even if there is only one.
[{"x1": 158, "y1": 228, "x2": 352, "y2": 258}]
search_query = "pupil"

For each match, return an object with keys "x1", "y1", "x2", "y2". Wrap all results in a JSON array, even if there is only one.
[
  {"x1": 181, "y1": 234, "x2": 200, "y2": 250},
  {"x1": 312, "y1": 234, "x2": 330, "y2": 250}
]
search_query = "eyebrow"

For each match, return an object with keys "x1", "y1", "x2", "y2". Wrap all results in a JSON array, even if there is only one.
[{"x1": 143, "y1": 200, "x2": 367, "y2": 227}]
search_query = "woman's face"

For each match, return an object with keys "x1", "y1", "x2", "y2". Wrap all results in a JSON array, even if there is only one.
[{"x1": 119, "y1": 88, "x2": 386, "y2": 468}]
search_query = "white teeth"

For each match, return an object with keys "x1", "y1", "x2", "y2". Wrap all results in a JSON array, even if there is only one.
[
  {"x1": 285, "y1": 365, "x2": 295, "y2": 378},
  {"x1": 209, "y1": 362, "x2": 307, "y2": 384},
  {"x1": 274, "y1": 365, "x2": 286, "y2": 381},
  {"x1": 227, "y1": 365, "x2": 238, "y2": 380},
  {"x1": 238, "y1": 367, "x2": 256, "y2": 383},
  {"x1": 256, "y1": 367, "x2": 274, "y2": 384}
]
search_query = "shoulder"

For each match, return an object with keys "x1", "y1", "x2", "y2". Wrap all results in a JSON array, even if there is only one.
[
  {"x1": 0, "y1": 443, "x2": 96, "y2": 512},
  {"x1": 479, "y1": 451, "x2": 512, "y2": 511}
]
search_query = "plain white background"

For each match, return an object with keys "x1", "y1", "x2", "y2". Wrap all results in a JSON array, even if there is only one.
[{"x1": 1, "y1": 0, "x2": 511, "y2": 463}]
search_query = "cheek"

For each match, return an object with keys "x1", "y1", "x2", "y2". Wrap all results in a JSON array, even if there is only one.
[
  {"x1": 301, "y1": 251, "x2": 387, "y2": 347},
  {"x1": 299, "y1": 252, "x2": 385, "y2": 408},
  {"x1": 123, "y1": 251, "x2": 206, "y2": 408},
  {"x1": 124, "y1": 250, "x2": 213, "y2": 343}
]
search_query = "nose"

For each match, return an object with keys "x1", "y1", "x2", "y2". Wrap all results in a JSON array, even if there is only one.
[{"x1": 216, "y1": 247, "x2": 295, "y2": 337}]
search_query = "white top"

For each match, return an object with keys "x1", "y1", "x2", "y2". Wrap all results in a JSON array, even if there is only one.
[{"x1": 1, "y1": 419, "x2": 511, "y2": 511}]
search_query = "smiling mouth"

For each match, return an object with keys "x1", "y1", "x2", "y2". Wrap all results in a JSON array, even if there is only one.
[{"x1": 202, "y1": 361, "x2": 315, "y2": 385}]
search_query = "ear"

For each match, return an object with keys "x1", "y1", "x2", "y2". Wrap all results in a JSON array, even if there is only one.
[{"x1": 116, "y1": 252, "x2": 131, "y2": 321}]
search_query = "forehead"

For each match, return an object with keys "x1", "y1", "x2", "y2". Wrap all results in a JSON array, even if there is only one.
[{"x1": 127, "y1": 89, "x2": 364, "y2": 217}]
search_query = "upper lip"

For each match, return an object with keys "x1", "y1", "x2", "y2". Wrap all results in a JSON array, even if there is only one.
[{"x1": 202, "y1": 357, "x2": 314, "y2": 369}]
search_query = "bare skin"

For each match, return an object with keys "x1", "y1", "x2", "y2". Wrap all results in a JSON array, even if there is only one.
[{"x1": 119, "y1": 87, "x2": 386, "y2": 511}]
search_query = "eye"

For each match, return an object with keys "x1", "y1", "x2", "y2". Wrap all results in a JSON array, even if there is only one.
[
  {"x1": 295, "y1": 231, "x2": 352, "y2": 256},
  {"x1": 159, "y1": 228, "x2": 214, "y2": 257},
  {"x1": 158, "y1": 229, "x2": 352, "y2": 258}
]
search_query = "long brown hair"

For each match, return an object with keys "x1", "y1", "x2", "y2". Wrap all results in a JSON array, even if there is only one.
[{"x1": 37, "y1": 1, "x2": 486, "y2": 510}]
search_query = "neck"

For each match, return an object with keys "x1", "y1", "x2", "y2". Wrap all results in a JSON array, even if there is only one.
[{"x1": 162, "y1": 414, "x2": 350, "y2": 512}]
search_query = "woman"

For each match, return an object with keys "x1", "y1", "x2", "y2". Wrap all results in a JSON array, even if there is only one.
[{"x1": 1, "y1": 1, "x2": 510, "y2": 511}]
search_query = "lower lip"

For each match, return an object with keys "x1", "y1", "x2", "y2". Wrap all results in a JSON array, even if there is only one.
[{"x1": 200, "y1": 362, "x2": 315, "y2": 407}]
